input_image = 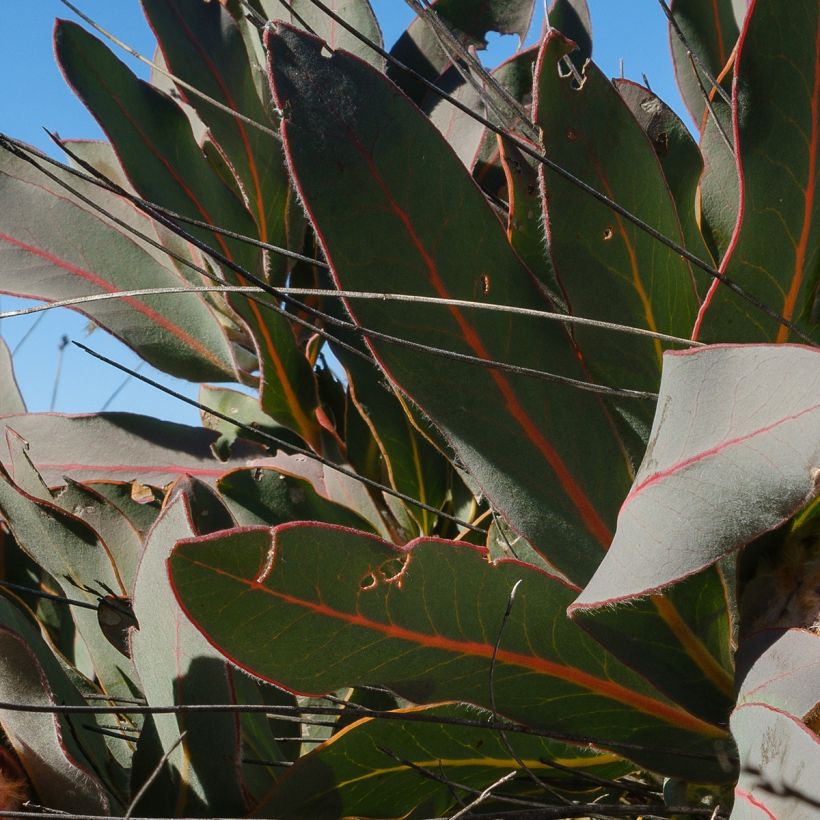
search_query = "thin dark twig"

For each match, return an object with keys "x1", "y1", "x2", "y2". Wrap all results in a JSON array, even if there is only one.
[
  {"x1": 429, "y1": 807, "x2": 724, "y2": 819},
  {"x1": 538, "y1": 755, "x2": 661, "y2": 799},
  {"x1": 57, "y1": 0, "x2": 281, "y2": 140},
  {"x1": 376, "y1": 745, "x2": 551, "y2": 810},
  {"x1": 288, "y1": 1, "x2": 814, "y2": 344},
  {"x1": 451, "y1": 770, "x2": 519, "y2": 819},
  {"x1": 72, "y1": 340, "x2": 485, "y2": 535},
  {"x1": 19, "y1": 135, "x2": 664, "y2": 396},
  {"x1": 242, "y1": 756, "x2": 294, "y2": 767},
  {"x1": 686, "y1": 52, "x2": 734, "y2": 156},
  {"x1": 124, "y1": 731, "x2": 187, "y2": 819},
  {"x1": 488, "y1": 580, "x2": 568, "y2": 802},
  {"x1": 81, "y1": 723, "x2": 139, "y2": 742},
  {"x1": 0, "y1": 700, "x2": 724, "y2": 759},
  {"x1": 47, "y1": 129, "x2": 329, "y2": 269},
  {"x1": 0, "y1": 579, "x2": 99, "y2": 612},
  {"x1": 656, "y1": 0, "x2": 733, "y2": 108}
]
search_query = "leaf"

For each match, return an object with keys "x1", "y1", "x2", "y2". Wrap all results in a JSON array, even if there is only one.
[
  {"x1": 218, "y1": 465, "x2": 376, "y2": 533},
  {"x1": 534, "y1": 33, "x2": 701, "y2": 406},
  {"x1": 547, "y1": 0, "x2": 593, "y2": 72},
  {"x1": 0, "y1": 143, "x2": 236, "y2": 382},
  {"x1": 0, "y1": 449, "x2": 138, "y2": 699},
  {"x1": 257, "y1": 0, "x2": 384, "y2": 69},
  {"x1": 0, "y1": 338, "x2": 24, "y2": 416},
  {"x1": 614, "y1": 79, "x2": 715, "y2": 268},
  {"x1": 731, "y1": 629, "x2": 820, "y2": 817},
  {"x1": 427, "y1": 45, "x2": 540, "y2": 170},
  {"x1": 0, "y1": 597, "x2": 112, "y2": 813},
  {"x1": 572, "y1": 568, "x2": 735, "y2": 727},
  {"x1": 142, "y1": 0, "x2": 297, "y2": 276},
  {"x1": 199, "y1": 385, "x2": 303, "y2": 459},
  {"x1": 170, "y1": 524, "x2": 734, "y2": 781},
  {"x1": 388, "y1": 0, "x2": 536, "y2": 102},
  {"x1": 129, "y1": 491, "x2": 247, "y2": 814},
  {"x1": 669, "y1": 0, "x2": 739, "y2": 127},
  {"x1": 0, "y1": 412, "x2": 268, "y2": 487},
  {"x1": 266, "y1": 23, "x2": 635, "y2": 585},
  {"x1": 55, "y1": 20, "x2": 322, "y2": 443},
  {"x1": 695, "y1": 0, "x2": 820, "y2": 344},
  {"x1": 257, "y1": 703, "x2": 632, "y2": 818},
  {"x1": 52, "y1": 479, "x2": 143, "y2": 596},
  {"x1": 571, "y1": 345, "x2": 820, "y2": 610}
]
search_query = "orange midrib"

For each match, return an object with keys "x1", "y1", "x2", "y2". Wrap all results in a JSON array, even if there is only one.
[
  {"x1": 776, "y1": 12, "x2": 820, "y2": 341},
  {"x1": 180, "y1": 554, "x2": 724, "y2": 738}
]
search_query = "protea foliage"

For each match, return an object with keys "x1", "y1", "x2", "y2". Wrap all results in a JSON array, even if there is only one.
[{"x1": 0, "y1": 0, "x2": 817, "y2": 817}]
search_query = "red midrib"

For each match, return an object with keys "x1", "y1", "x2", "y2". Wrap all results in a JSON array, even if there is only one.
[
  {"x1": 623, "y1": 403, "x2": 819, "y2": 508},
  {"x1": 179, "y1": 554, "x2": 721, "y2": 736},
  {"x1": 777, "y1": 11, "x2": 820, "y2": 342},
  {"x1": 0, "y1": 231, "x2": 221, "y2": 366},
  {"x1": 355, "y1": 149, "x2": 612, "y2": 548}
]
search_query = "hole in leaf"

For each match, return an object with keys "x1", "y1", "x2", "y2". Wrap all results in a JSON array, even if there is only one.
[
  {"x1": 360, "y1": 573, "x2": 377, "y2": 591},
  {"x1": 603, "y1": 227, "x2": 614, "y2": 241},
  {"x1": 378, "y1": 556, "x2": 408, "y2": 584}
]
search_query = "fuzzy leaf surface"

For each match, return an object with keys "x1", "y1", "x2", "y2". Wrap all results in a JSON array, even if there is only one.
[
  {"x1": 696, "y1": 0, "x2": 820, "y2": 344},
  {"x1": 266, "y1": 23, "x2": 635, "y2": 585},
  {"x1": 535, "y1": 33, "x2": 700, "y2": 410},
  {"x1": 0, "y1": 338, "x2": 24, "y2": 416},
  {"x1": 257, "y1": 703, "x2": 631, "y2": 819},
  {"x1": 170, "y1": 524, "x2": 734, "y2": 781},
  {"x1": 0, "y1": 144, "x2": 236, "y2": 381},
  {"x1": 0, "y1": 412, "x2": 267, "y2": 487},
  {"x1": 572, "y1": 345, "x2": 820, "y2": 609}
]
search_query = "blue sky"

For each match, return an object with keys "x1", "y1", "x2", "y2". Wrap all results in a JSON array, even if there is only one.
[{"x1": 0, "y1": 1, "x2": 689, "y2": 426}]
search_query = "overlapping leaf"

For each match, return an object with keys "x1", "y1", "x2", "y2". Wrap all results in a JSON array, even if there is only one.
[
  {"x1": 266, "y1": 23, "x2": 635, "y2": 585},
  {"x1": 731, "y1": 629, "x2": 820, "y2": 817},
  {"x1": 0, "y1": 596, "x2": 113, "y2": 813},
  {"x1": 55, "y1": 21, "x2": 322, "y2": 443},
  {"x1": 257, "y1": 0, "x2": 384, "y2": 68},
  {"x1": 669, "y1": 0, "x2": 739, "y2": 127},
  {"x1": 170, "y1": 524, "x2": 734, "y2": 781},
  {"x1": 389, "y1": 0, "x2": 536, "y2": 103},
  {"x1": 696, "y1": 0, "x2": 820, "y2": 344},
  {"x1": 572, "y1": 345, "x2": 820, "y2": 610},
  {"x1": 0, "y1": 412, "x2": 267, "y2": 487},
  {"x1": 129, "y1": 491, "x2": 248, "y2": 814},
  {"x1": 257, "y1": 703, "x2": 632, "y2": 818},
  {"x1": 535, "y1": 33, "x2": 700, "y2": 409},
  {"x1": 0, "y1": 145, "x2": 236, "y2": 382}
]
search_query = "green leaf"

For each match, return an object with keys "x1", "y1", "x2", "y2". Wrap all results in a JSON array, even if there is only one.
[
  {"x1": 573, "y1": 568, "x2": 735, "y2": 727},
  {"x1": 55, "y1": 20, "x2": 322, "y2": 443},
  {"x1": 534, "y1": 33, "x2": 701, "y2": 406},
  {"x1": 0, "y1": 412, "x2": 267, "y2": 487},
  {"x1": 731, "y1": 630, "x2": 820, "y2": 816},
  {"x1": 266, "y1": 23, "x2": 634, "y2": 585},
  {"x1": 0, "y1": 445, "x2": 139, "y2": 699},
  {"x1": 548, "y1": 0, "x2": 593, "y2": 72},
  {"x1": 695, "y1": 0, "x2": 820, "y2": 344},
  {"x1": 170, "y1": 525, "x2": 734, "y2": 781},
  {"x1": 571, "y1": 345, "x2": 820, "y2": 609},
  {"x1": 199, "y1": 384, "x2": 304, "y2": 459},
  {"x1": 614, "y1": 78, "x2": 715, "y2": 268},
  {"x1": 53, "y1": 479, "x2": 143, "y2": 596},
  {"x1": 669, "y1": 0, "x2": 739, "y2": 127},
  {"x1": 218, "y1": 465, "x2": 376, "y2": 533},
  {"x1": 129, "y1": 490, "x2": 248, "y2": 814},
  {"x1": 0, "y1": 143, "x2": 236, "y2": 382},
  {"x1": 257, "y1": 703, "x2": 632, "y2": 818},
  {"x1": 258, "y1": 0, "x2": 384, "y2": 68},
  {"x1": 389, "y1": 0, "x2": 536, "y2": 102},
  {"x1": 0, "y1": 338, "x2": 24, "y2": 415},
  {"x1": 0, "y1": 596, "x2": 114, "y2": 813},
  {"x1": 142, "y1": 0, "x2": 297, "y2": 278}
]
